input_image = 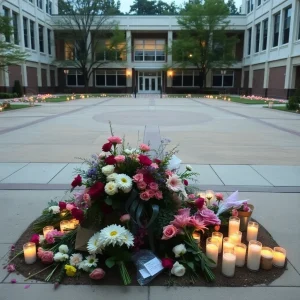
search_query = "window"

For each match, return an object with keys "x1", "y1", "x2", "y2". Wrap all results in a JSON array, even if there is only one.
[
  {"x1": 255, "y1": 23, "x2": 260, "y2": 53},
  {"x1": 66, "y1": 70, "x2": 84, "y2": 86},
  {"x1": 46, "y1": 0, "x2": 49, "y2": 13},
  {"x1": 262, "y1": 19, "x2": 268, "y2": 50},
  {"x1": 172, "y1": 70, "x2": 203, "y2": 87},
  {"x1": 95, "y1": 70, "x2": 126, "y2": 87},
  {"x1": 38, "y1": 24, "x2": 44, "y2": 52},
  {"x1": 23, "y1": 17, "x2": 28, "y2": 48},
  {"x1": 12, "y1": 12, "x2": 19, "y2": 45},
  {"x1": 30, "y1": 20, "x2": 35, "y2": 49},
  {"x1": 212, "y1": 70, "x2": 234, "y2": 87},
  {"x1": 95, "y1": 41, "x2": 126, "y2": 61},
  {"x1": 273, "y1": 13, "x2": 280, "y2": 47},
  {"x1": 65, "y1": 41, "x2": 75, "y2": 60},
  {"x1": 258, "y1": 0, "x2": 261, "y2": 6},
  {"x1": 247, "y1": 0, "x2": 254, "y2": 13},
  {"x1": 47, "y1": 29, "x2": 51, "y2": 55},
  {"x1": 247, "y1": 28, "x2": 252, "y2": 55},
  {"x1": 37, "y1": 0, "x2": 43, "y2": 10},
  {"x1": 134, "y1": 40, "x2": 165, "y2": 62},
  {"x1": 282, "y1": 6, "x2": 292, "y2": 44},
  {"x1": 3, "y1": 7, "x2": 10, "y2": 43},
  {"x1": 49, "y1": 1, "x2": 52, "y2": 14}
]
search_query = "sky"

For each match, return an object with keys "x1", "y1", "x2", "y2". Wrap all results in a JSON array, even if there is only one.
[{"x1": 120, "y1": 0, "x2": 243, "y2": 14}]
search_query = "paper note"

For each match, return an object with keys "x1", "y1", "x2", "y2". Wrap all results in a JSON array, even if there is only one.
[
  {"x1": 139, "y1": 268, "x2": 151, "y2": 279},
  {"x1": 144, "y1": 257, "x2": 164, "y2": 276}
]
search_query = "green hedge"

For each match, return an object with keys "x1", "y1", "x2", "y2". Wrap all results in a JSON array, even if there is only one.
[
  {"x1": 286, "y1": 89, "x2": 300, "y2": 110},
  {"x1": 0, "y1": 93, "x2": 18, "y2": 99}
]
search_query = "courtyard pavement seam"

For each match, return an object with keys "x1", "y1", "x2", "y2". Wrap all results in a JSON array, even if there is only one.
[
  {"x1": 0, "y1": 163, "x2": 30, "y2": 183},
  {"x1": 46, "y1": 163, "x2": 69, "y2": 184},
  {"x1": 248, "y1": 165, "x2": 275, "y2": 187},
  {"x1": 208, "y1": 164, "x2": 226, "y2": 186}
]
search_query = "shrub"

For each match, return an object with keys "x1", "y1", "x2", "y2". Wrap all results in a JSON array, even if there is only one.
[
  {"x1": 0, "y1": 92, "x2": 18, "y2": 99},
  {"x1": 12, "y1": 80, "x2": 23, "y2": 97},
  {"x1": 286, "y1": 89, "x2": 300, "y2": 110}
]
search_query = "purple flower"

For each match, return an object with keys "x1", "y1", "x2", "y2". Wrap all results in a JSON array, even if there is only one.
[
  {"x1": 195, "y1": 208, "x2": 221, "y2": 226},
  {"x1": 11, "y1": 279, "x2": 17, "y2": 284}
]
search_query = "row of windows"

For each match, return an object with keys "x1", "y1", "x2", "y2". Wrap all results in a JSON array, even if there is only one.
[
  {"x1": 246, "y1": 0, "x2": 268, "y2": 14},
  {"x1": 25, "y1": 0, "x2": 53, "y2": 15}
]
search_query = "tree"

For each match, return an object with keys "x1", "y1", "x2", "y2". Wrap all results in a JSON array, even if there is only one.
[
  {"x1": 129, "y1": 0, "x2": 179, "y2": 15},
  {"x1": 226, "y1": 0, "x2": 239, "y2": 15},
  {"x1": 170, "y1": 0, "x2": 238, "y2": 87},
  {"x1": 55, "y1": 0, "x2": 126, "y2": 90},
  {"x1": 0, "y1": 14, "x2": 27, "y2": 70},
  {"x1": 100, "y1": 0, "x2": 122, "y2": 15}
]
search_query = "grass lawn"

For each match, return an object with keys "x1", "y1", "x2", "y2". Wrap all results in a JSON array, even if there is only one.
[
  {"x1": 263, "y1": 106, "x2": 299, "y2": 114},
  {"x1": 44, "y1": 94, "x2": 131, "y2": 102},
  {"x1": 45, "y1": 96, "x2": 69, "y2": 102},
  {"x1": 228, "y1": 96, "x2": 284, "y2": 105},
  {"x1": 2, "y1": 104, "x2": 38, "y2": 111}
]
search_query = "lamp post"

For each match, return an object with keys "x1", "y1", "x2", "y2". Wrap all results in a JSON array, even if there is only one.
[
  {"x1": 64, "y1": 69, "x2": 69, "y2": 88},
  {"x1": 221, "y1": 70, "x2": 227, "y2": 97}
]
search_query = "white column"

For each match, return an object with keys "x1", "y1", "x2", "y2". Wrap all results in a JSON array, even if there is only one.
[
  {"x1": 87, "y1": 32, "x2": 93, "y2": 87},
  {"x1": 167, "y1": 31, "x2": 173, "y2": 65},
  {"x1": 284, "y1": 57, "x2": 292, "y2": 89},
  {"x1": 263, "y1": 62, "x2": 269, "y2": 89},
  {"x1": 249, "y1": 65, "x2": 253, "y2": 88},
  {"x1": 241, "y1": 69, "x2": 244, "y2": 88},
  {"x1": 126, "y1": 30, "x2": 132, "y2": 65},
  {"x1": 206, "y1": 70, "x2": 212, "y2": 87}
]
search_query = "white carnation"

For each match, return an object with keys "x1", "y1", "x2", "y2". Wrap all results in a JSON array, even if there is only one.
[
  {"x1": 59, "y1": 244, "x2": 69, "y2": 254},
  {"x1": 172, "y1": 244, "x2": 187, "y2": 258},
  {"x1": 171, "y1": 261, "x2": 186, "y2": 277},
  {"x1": 98, "y1": 151, "x2": 107, "y2": 159},
  {"x1": 186, "y1": 165, "x2": 192, "y2": 171},
  {"x1": 69, "y1": 253, "x2": 83, "y2": 267},
  {"x1": 124, "y1": 149, "x2": 132, "y2": 154},
  {"x1": 78, "y1": 261, "x2": 91, "y2": 272},
  {"x1": 48, "y1": 206, "x2": 60, "y2": 214},
  {"x1": 105, "y1": 181, "x2": 118, "y2": 195},
  {"x1": 54, "y1": 252, "x2": 69, "y2": 262},
  {"x1": 107, "y1": 173, "x2": 117, "y2": 181},
  {"x1": 39, "y1": 235, "x2": 45, "y2": 244},
  {"x1": 102, "y1": 165, "x2": 115, "y2": 176}
]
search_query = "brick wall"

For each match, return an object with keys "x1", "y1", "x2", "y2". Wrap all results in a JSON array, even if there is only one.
[{"x1": 252, "y1": 69, "x2": 264, "y2": 96}]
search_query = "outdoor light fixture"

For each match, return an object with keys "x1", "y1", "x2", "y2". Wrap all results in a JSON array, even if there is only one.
[
  {"x1": 221, "y1": 70, "x2": 227, "y2": 75},
  {"x1": 167, "y1": 70, "x2": 173, "y2": 77},
  {"x1": 126, "y1": 69, "x2": 132, "y2": 77},
  {"x1": 64, "y1": 69, "x2": 69, "y2": 75}
]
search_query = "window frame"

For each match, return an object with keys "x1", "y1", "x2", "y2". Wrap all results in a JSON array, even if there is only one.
[
  {"x1": 3, "y1": 7, "x2": 11, "y2": 43},
  {"x1": 12, "y1": 12, "x2": 19, "y2": 45},
  {"x1": 247, "y1": 27, "x2": 252, "y2": 55},
  {"x1": 23, "y1": 17, "x2": 29, "y2": 48},
  {"x1": 37, "y1": 0, "x2": 43, "y2": 10},
  {"x1": 171, "y1": 70, "x2": 202, "y2": 87},
  {"x1": 47, "y1": 29, "x2": 51, "y2": 55},
  {"x1": 66, "y1": 70, "x2": 84, "y2": 87},
  {"x1": 282, "y1": 6, "x2": 292, "y2": 45},
  {"x1": 212, "y1": 70, "x2": 234, "y2": 88},
  {"x1": 38, "y1": 24, "x2": 44, "y2": 53},
  {"x1": 134, "y1": 39, "x2": 166, "y2": 62},
  {"x1": 255, "y1": 23, "x2": 261, "y2": 53},
  {"x1": 30, "y1": 20, "x2": 35, "y2": 50},
  {"x1": 273, "y1": 13, "x2": 280, "y2": 47},
  {"x1": 262, "y1": 18, "x2": 268, "y2": 50},
  {"x1": 94, "y1": 70, "x2": 127, "y2": 87}
]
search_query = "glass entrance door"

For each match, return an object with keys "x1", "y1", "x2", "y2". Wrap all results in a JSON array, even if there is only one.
[
  {"x1": 138, "y1": 71, "x2": 162, "y2": 93},
  {"x1": 144, "y1": 76, "x2": 156, "y2": 92}
]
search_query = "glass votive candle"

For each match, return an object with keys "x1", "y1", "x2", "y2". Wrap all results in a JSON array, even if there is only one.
[
  {"x1": 43, "y1": 226, "x2": 54, "y2": 238},
  {"x1": 261, "y1": 247, "x2": 273, "y2": 270},
  {"x1": 273, "y1": 247, "x2": 286, "y2": 268},
  {"x1": 23, "y1": 242, "x2": 37, "y2": 264},
  {"x1": 60, "y1": 210, "x2": 68, "y2": 217},
  {"x1": 192, "y1": 232, "x2": 201, "y2": 246},
  {"x1": 212, "y1": 232, "x2": 223, "y2": 253},
  {"x1": 247, "y1": 221, "x2": 259, "y2": 242},
  {"x1": 206, "y1": 237, "x2": 219, "y2": 268},
  {"x1": 229, "y1": 216, "x2": 240, "y2": 237},
  {"x1": 234, "y1": 243, "x2": 247, "y2": 267},
  {"x1": 222, "y1": 247, "x2": 236, "y2": 277},
  {"x1": 247, "y1": 240, "x2": 262, "y2": 271},
  {"x1": 229, "y1": 231, "x2": 242, "y2": 245},
  {"x1": 223, "y1": 237, "x2": 234, "y2": 252},
  {"x1": 60, "y1": 220, "x2": 71, "y2": 233},
  {"x1": 205, "y1": 190, "x2": 215, "y2": 205}
]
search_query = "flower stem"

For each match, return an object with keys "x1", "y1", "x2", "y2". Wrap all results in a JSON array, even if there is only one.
[
  {"x1": 45, "y1": 264, "x2": 60, "y2": 281},
  {"x1": 6, "y1": 250, "x2": 23, "y2": 265},
  {"x1": 118, "y1": 261, "x2": 131, "y2": 285},
  {"x1": 24, "y1": 264, "x2": 54, "y2": 281}
]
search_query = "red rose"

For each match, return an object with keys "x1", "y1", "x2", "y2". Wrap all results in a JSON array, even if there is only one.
[
  {"x1": 154, "y1": 158, "x2": 161, "y2": 165},
  {"x1": 138, "y1": 155, "x2": 152, "y2": 166},
  {"x1": 71, "y1": 208, "x2": 84, "y2": 222},
  {"x1": 59, "y1": 201, "x2": 66, "y2": 210},
  {"x1": 88, "y1": 182, "x2": 105, "y2": 199},
  {"x1": 30, "y1": 234, "x2": 40, "y2": 245},
  {"x1": 102, "y1": 142, "x2": 113, "y2": 152},
  {"x1": 195, "y1": 197, "x2": 205, "y2": 210},
  {"x1": 71, "y1": 175, "x2": 82, "y2": 188},
  {"x1": 161, "y1": 258, "x2": 174, "y2": 269},
  {"x1": 183, "y1": 179, "x2": 188, "y2": 186},
  {"x1": 105, "y1": 155, "x2": 116, "y2": 165}
]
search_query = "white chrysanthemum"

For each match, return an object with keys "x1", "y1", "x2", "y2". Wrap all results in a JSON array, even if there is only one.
[
  {"x1": 54, "y1": 252, "x2": 69, "y2": 262},
  {"x1": 69, "y1": 253, "x2": 83, "y2": 267},
  {"x1": 85, "y1": 255, "x2": 98, "y2": 267},
  {"x1": 59, "y1": 244, "x2": 69, "y2": 254},
  {"x1": 105, "y1": 181, "x2": 118, "y2": 196},
  {"x1": 99, "y1": 224, "x2": 127, "y2": 247},
  {"x1": 107, "y1": 173, "x2": 117, "y2": 182},
  {"x1": 39, "y1": 235, "x2": 45, "y2": 244},
  {"x1": 78, "y1": 261, "x2": 91, "y2": 272},
  {"x1": 102, "y1": 165, "x2": 115, "y2": 176},
  {"x1": 124, "y1": 149, "x2": 133, "y2": 155},
  {"x1": 115, "y1": 174, "x2": 132, "y2": 191},
  {"x1": 123, "y1": 230, "x2": 134, "y2": 248},
  {"x1": 186, "y1": 165, "x2": 192, "y2": 171},
  {"x1": 87, "y1": 232, "x2": 102, "y2": 254},
  {"x1": 48, "y1": 206, "x2": 60, "y2": 214}
]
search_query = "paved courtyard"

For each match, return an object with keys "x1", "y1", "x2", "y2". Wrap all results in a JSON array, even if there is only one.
[{"x1": 0, "y1": 96, "x2": 299, "y2": 299}]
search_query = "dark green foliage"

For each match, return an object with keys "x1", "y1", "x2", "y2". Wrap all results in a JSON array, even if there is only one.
[
  {"x1": 0, "y1": 92, "x2": 18, "y2": 99},
  {"x1": 129, "y1": 0, "x2": 179, "y2": 15},
  {"x1": 12, "y1": 80, "x2": 23, "y2": 97},
  {"x1": 287, "y1": 89, "x2": 300, "y2": 110}
]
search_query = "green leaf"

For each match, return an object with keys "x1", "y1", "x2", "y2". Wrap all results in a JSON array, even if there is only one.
[
  {"x1": 105, "y1": 257, "x2": 116, "y2": 268},
  {"x1": 105, "y1": 197, "x2": 112, "y2": 206},
  {"x1": 187, "y1": 261, "x2": 195, "y2": 271}
]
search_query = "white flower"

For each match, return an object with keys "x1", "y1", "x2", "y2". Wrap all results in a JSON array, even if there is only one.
[
  {"x1": 59, "y1": 244, "x2": 69, "y2": 254},
  {"x1": 69, "y1": 253, "x2": 83, "y2": 267},
  {"x1": 48, "y1": 206, "x2": 60, "y2": 214},
  {"x1": 105, "y1": 181, "x2": 118, "y2": 196},
  {"x1": 99, "y1": 224, "x2": 127, "y2": 247},
  {"x1": 107, "y1": 173, "x2": 117, "y2": 182},
  {"x1": 54, "y1": 252, "x2": 69, "y2": 262},
  {"x1": 87, "y1": 232, "x2": 102, "y2": 254},
  {"x1": 166, "y1": 174, "x2": 185, "y2": 192},
  {"x1": 172, "y1": 244, "x2": 187, "y2": 258},
  {"x1": 115, "y1": 174, "x2": 132, "y2": 192},
  {"x1": 186, "y1": 165, "x2": 192, "y2": 171},
  {"x1": 78, "y1": 261, "x2": 91, "y2": 272},
  {"x1": 39, "y1": 235, "x2": 45, "y2": 244},
  {"x1": 85, "y1": 255, "x2": 98, "y2": 267},
  {"x1": 171, "y1": 262, "x2": 186, "y2": 277},
  {"x1": 99, "y1": 151, "x2": 107, "y2": 159},
  {"x1": 123, "y1": 231, "x2": 134, "y2": 248},
  {"x1": 102, "y1": 165, "x2": 115, "y2": 176},
  {"x1": 124, "y1": 149, "x2": 132, "y2": 155}
]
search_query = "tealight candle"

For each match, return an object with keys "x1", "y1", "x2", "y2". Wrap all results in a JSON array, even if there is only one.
[
  {"x1": 60, "y1": 220, "x2": 71, "y2": 233},
  {"x1": 205, "y1": 190, "x2": 215, "y2": 206},
  {"x1": 69, "y1": 219, "x2": 79, "y2": 229},
  {"x1": 229, "y1": 231, "x2": 242, "y2": 245},
  {"x1": 222, "y1": 248, "x2": 236, "y2": 277},
  {"x1": 206, "y1": 237, "x2": 219, "y2": 268},
  {"x1": 247, "y1": 221, "x2": 259, "y2": 242},
  {"x1": 60, "y1": 210, "x2": 67, "y2": 217},
  {"x1": 247, "y1": 240, "x2": 262, "y2": 271},
  {"x1": 23, "y1": 242, "x2": 37, "y2": 264},
  {"x1": 273, "y1": 247, "x2": 286, "y2": 268},
  {"x1": 223, "y1": 237, "x2": 234, "y2": 252},
  {"x1": 212, "y1": 232, "x2": 223, "y2": 253},
  {"x1": 261, "y1": 247, "x2": 273, "y2": 270},
  {"x1": 43, "y1": 226, "x2": 54, "y2": 238},
  {"x1": 234, "y1": 243, "x2": 247, "y2": 267},
  {"x1": 229, "y1": 216, "x2": 240, "y2": 237},
  {"x1": 192, "y1": 232, "x2": 201, "y2": 246}
]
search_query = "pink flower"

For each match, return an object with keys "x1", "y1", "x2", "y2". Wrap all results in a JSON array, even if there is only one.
[
  {"x1": 195, "y1": 208, "x2": 221, "y2": 226},
  {"x1": 149, "y1": 182, "x2": 158, "y2": 191},
  {"x1": 83, "y1": 193, "x2": 91, "y2": 207},
  {"x1": 89, "y1": 268, "x2": 105, "y2": 280},
  {"x1": 7, "y1": 264, "x2": 15, "y2": 273},
  {"x1": 30, "y1": 234, "x2": 40, "y2": 245},
  {"x1": 155, "y1": 190, "x2": 163, "y2": 200},
  {"x1": 214, "y1": 225, "x2": 220, "y2": 231},
  {"x1": 161, "y1": 225, "x2": 178, "y2": 240},
  {"x1": 177, "y1": 208, "x2": 191, "y2": 217},
  {"x1": 120, "y1": 214, "x2": 130, "y2": 222},
  {"x1": 150, "y1": 163, "x2": 159, "y2": 169},
  {"x1": 243, "y1": 202, "x2": 251, "y2": 212},
  {"x1": 108, "y1": 136, "x2": 122, "y2": 144},
  {"x1": 189, "y1": 216, "x2": 207, "y2": 231},
  {"x1": 147, "y1": 189, "x2": 156, "y2": 198},
  {"x1": 45, "y1": 230, "x2": 64, "y2": 244},
  {"x1": 115, "y1": 155, "x2": 125, "y2": 163},
  {"x1": 195, "y1": 197, "x2": 205, "y2": 210},
  {"x1": 137, "y1": 181, "x2": 147, "y2": 190},
  {"x1": 139, "y1": 143, "x2": 150, "y2": 152},
  {"x1": 66, "y1": 203, "x2": 75, "y2": 211},
  {"x1": 232, "y1": 209, "x2": 239, "y2": 216},
  {"x1": 11, "y1": 279, "x2": 16, "y2": 284},
  {"x1": 165, "y1": 170, "x2": 173, "y2": 176},
  {"x1": 188, "y1": 194, "x2": 195, "y2": 199},
  {"x1": 171, "y1": 214, "x2": 191, "y2": 228},
  {"x1": 140, "y1": 191, "x2": 150, "y2": 201},
  {"x1": 40, "y1": 250, "x2": 54, "y2": 264},
  {"x1": 161, "y1": 258, "x2": 174, "y2": 269},
  {"x1": 166, "y1": 174, "x2": 184, "y2": 192},
  {"x1": 183, "y1": 179, "x2": 188, "y2": 186},
  {"x1": 133, "y1": 173, "x2": 144, "y2": 183},
  {"x1": 215, "y1": 193, "x2": 223, "y2": 201}
]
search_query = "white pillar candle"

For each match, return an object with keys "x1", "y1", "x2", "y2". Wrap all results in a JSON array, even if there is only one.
[
  {"x1": 229, "y1": 231, "x2": 242, "y2": 245},
  {"x1": 223, "y1": 237, "x2": 234, "y2": 252},
  {"x1": 206, "y1": 237, "x2": 219, "y2": 268},
  {"x1": 247, "y1": 221, "x2": 259, "y2": 242},
  {"x1": 23, "y1": 242, "x2": 37, "y2": 264},
  {"x1": 273, "y1": 247, "x2": 286, "y2": 268},
  {"x1": 247, "y1": 240, "x2": 262, "y2": 271},
  {"x1": 261, "y1": 247, "x2": 273, "y2": 270},
  {"x1": 43, "y1": 226, "x2": 54, "y2": 238},
  {"x1": 234, "y1": 243, "x2": 247, "y2": 267},
  {"x1": 229, "y1": 216, "x2": 240, "y2": 237},
  {"x1": 222, "y1": 249, "x2": 236, "y2": 277},
  {"x1": 212, "y1": 232, "x2": 223, "y2": 254}
]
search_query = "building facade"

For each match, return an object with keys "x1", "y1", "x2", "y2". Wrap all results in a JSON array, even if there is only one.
[{"x1": 1, "y1": 0, "x2": 300, "y2": 98}]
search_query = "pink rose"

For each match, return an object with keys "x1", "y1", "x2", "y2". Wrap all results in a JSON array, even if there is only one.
[
  {"x1": 7, "y1": 264, "x2": 15, "y2": 273},
  {"x1": 188, "y1": 194, "x2": 195, "y2": 199},
  {"x1": 108, "y1": 136, "x2": 122, "y2": 144},
  {"x1": 149, "y1": 182, "x2": 158, "y2": 191},
  {"x1": 139, "y1": 143, "x2": 150, "y2": 152},
  {"x1": 165, "y1": 170, "x2": 173, "y2": 176},
  {"x1": 150, "y1": 163, "x2": 159, "y2": 169},
  {"x1": 215, "y1": 193, "x2": 223, "y2": 201},
  {"x1": 115, "y1": 155, "x2": 125, "y2": 163},
  {"x1": 89, "y1": 268, "x2": 105, "y2": 280},
  {"x1": 140, "y1": 191, "x2": 150, "y2": 201},
  {"x1": 83, "y1": 193, "x2": 91, "y2": 202},
  {"x1": 155, "y1": 190, "x2": 163, "y2": 200},
  {"x1": 120, "y1": 214, "x2": 130, "y2": 223},
  {"x1": 30, "y1": 234, "x2": 40, "y2": 245},
  {"x1": 133, "y1": 173, "x2": 144, "y2": 183},
  {"x1": 147, "y1": 189, "x2": 155, "y2": 198},
  {"x1": 40, "y1": 251, "x2": 54, "y2": 264},
  {"x1": 232, "y1": 209, "x2": 239, "y2": 217},
  {"x1": 66, "y1": 203, "x2": 75, "y2": 211},
  {"x1": 196, "y1": 208, "x2": 221, "y2": 226},
  {"x1": 137, "y1": 181, "x2": 147, "y2": 190},
  {"x1": 162, "y1": 225, "x2": 178, "y2": 240}
]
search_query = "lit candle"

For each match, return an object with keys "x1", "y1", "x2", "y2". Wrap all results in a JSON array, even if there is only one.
[
  {"x1": 212, "y1": 232, "x2": 223, "y2": 254},
  {"x1": 223, "y1": 237, "x2": 234, "y2": 252},
  {"x1": 23, "y1": 242, "x2": 37, "y2": 264},
  {"x1": 222, "y1": 248, "x2": 236, "y2": 277},
  {"x1": 206, "y1": 237, "x2": 219, "y2": 268},
  {"x1": 229, "y1": 216, "x2": 240, "y2": 237},
  {"x1": 247, "y1": 240, "x2": 262, "y2": 271},
  {"x1": 192, "y1": 232, "x2": 201, "y2": 245},
  {"x1": 60, "y1": 210, "x2": 67, "y2": 217},
  {"x1": 273, "y1": 247, "x2": 286, "y2": 268},
  {"x1": 234, "y1": 243, "x2": 247, "y2": 267},
  {"x1": 247, "y1": 221, "x2": 259, "y2": 242},
  {"x1": 60, "y1": 220, "x2": 71, "y2": 233},
  {"x1": 43, "y1": 226, "x2": 54, "y2": 238},
  {"x1": 205, "y1": 190, "x2": 215, "y2": 206},
  {"x1": 261, "y1": 247, "x2": 273, "y2": 270},
  {"x1": 229, "y1": 231, "x2": 242, "y2": 245}
]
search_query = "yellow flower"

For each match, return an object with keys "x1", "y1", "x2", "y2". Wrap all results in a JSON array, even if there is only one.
[{"x1": 65, "y1": 264, "x2": 76, "y2": 277}]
